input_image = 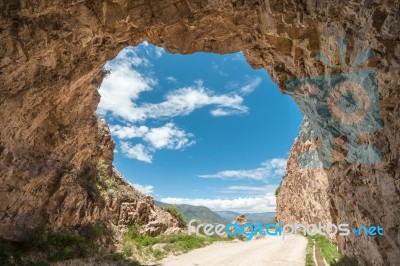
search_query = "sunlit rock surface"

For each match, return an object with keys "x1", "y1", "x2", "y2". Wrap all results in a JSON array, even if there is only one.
[{"x1": 0, "y1": 0, "x2": 399, "y2": 264}]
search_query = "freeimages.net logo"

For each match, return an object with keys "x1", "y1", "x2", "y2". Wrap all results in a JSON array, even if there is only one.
[
  {"x1": 285, "y1": 39, "x2": 383, "y2": 168},
  {"x1": 188, "y1": 219, "x2": 384, "y2": 241}
]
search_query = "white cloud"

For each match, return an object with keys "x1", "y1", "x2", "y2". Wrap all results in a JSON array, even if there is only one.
[
  {"x1": 97, "y1": 47, "x2": 156, "y2": 122},
  {"x1": 225, "y1": 77, "x2": 262, "y2": 95},
  {"x1": 223, "y1": 185, "x2": 278, "y2": 194},
  {"x1": 97, "y1": 45, "x2": 259, "y2": 163},
  {"x1": 120, "y1": 142, "x2": 153, "y2": 163},
  {"x1": 142, "y1": 41, "x2": 165, "y2": 58},
  {"x1": 154, "y1": 46, "x2": 164, "y2": 58},
  {"x1": 144, "y1": 123, "x2": 195, "y2": 149},
  {"x1": 130, "y1": 183, "x2": 154, "y2": 195},
  {"x1": 99, "y1": 64, "x2": 249, "y2": 123},
  {"x1": 240, "y1": 77, "x2": 262, "y2": 95},
  {"x1": 210, "y1": 108, "x2": 242, "y2": 117},
  {"x1": 110, "y1": 125, "x2": 149, "y2": 139},
  {"x1": 166, "y1": 76, "x2": 177, "y2": 83},
  {"x1": 111, "y1": 123, "x2": 195, "y2": 149},
  {"x1": 161, "y1": 193, "x2": 277, "y2": 212},
  {"x1": 132, "y1": 84, "x2": 248, "y2": 122},
  {"x1": 115, "y1": 123, "x2": 195, "y2": 162},
  {"x1": 199, "y1": 158, "x2": 287, "y2": 181}
]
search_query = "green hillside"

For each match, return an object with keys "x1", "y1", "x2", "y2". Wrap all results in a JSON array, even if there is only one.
[{"x1": 155, "y1": 201, "x2": 227, "y2": 224}]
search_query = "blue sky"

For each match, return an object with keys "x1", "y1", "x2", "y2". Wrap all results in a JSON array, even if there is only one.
[{"x1": 97, "y1": 43, "x2": 303, "y2": 212}]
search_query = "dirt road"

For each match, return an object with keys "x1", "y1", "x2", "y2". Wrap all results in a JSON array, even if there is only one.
[{"x1": 159, "y1": 235, "x2": 308, "y2": 266}]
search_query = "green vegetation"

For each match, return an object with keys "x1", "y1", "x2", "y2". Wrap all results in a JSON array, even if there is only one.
[
  {"x1": 309, "y1": 234, "x2": 341, "y2": 264},
  {"x1": 0, "y1": 224, "x2": 143, "y2": 265},
  {"x1": 161, "y1": 205, "x2": 187, "y2": 226},
  {"x1": 122, "y1": 224, "x2": 231, "y2": 263},
  {"x1": 29, "y1": 227, "x2": 95, "y2": 262},
  {"x1": 76, "y1": 159, "x2": 121, "y2": 200},
  {"x1": 76, "y1": 163, "x2": 101, "y2": 201},
  {"x1": 77, "y1": 159, "x2": 119, "y2": 197},
  {"x1": 332, "y1": 256, "x2": 359, "y2": 266},
  {"x1": 156, "y1": 201, "x2": 277, "y2": 225},
  {"x1": 307, "y1": 235, "x2": 358, "y2": 266},
  {"x1": 156, "y1": 201, "x2": 227, "y2": 224},
  {"x1": 102, "y1": 68, "x2": 112, "y2": 78},
  {"x1": 0, "y1": 224, "x2": 109, "y2": 265},
  {"x1": 173, "y1": 204, "x2": 227, "y2": 224},
  {"x1": 96, "y1": 253, "x2": 141, "y2": 266},
  {"x1": 305, "y1": 237, "x2": 315, "y2": 266},
  {"x1": 275, "y1": 180, "x2": 283, "y2": 197},
  {"x1": 97, "y1": 159, "x2": 120, "y2": 193}
]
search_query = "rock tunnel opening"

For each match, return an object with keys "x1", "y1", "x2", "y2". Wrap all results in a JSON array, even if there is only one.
[
  {"x1": 1, "y1": 0, "x2": 399, "y2": 264},
  {"x1": 95, "y1": 42, "x2": 303, "y2": 216}
]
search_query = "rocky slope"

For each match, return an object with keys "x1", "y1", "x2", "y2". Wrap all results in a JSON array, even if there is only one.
[
  {"x1": 0, "y1": 116, "x2": 182, "y2": 243},
  {"x1": 0, "y1": 0, "x2": 399, "y2": 265}
]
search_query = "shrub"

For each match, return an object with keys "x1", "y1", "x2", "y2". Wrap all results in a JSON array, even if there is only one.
[
  {"x1": 305, "y1": 237, "x2": 315, "y2": 266},
  {"x1": 76, "y1": 164, "x2": 101, "y2": 201},
  {"x1": 28, "y1": 226, "x2": 99, "y2": 262},
  {"x1": 309, "y1": 234, "x2": 341, "y2": 264},
  {"x1": 308, "y1": 234, "x2": 357, "y2": 265},
  {"x1": 123, "y1": 226, "x2": 231, "y2": 263},
  {"x1": 97, "y1": 159, "x2": 120, "y2": 192},
  {"x1": 163, "y1": 205, "x2": 187, "y2": 226},
  {"x1": 0, "y1": 224, "x2": 143, "y2": 265},
  {"x1": 275, "y1": 180, "x2": 283, "y2": 197},
  {"x1": 102, "y1": 68, "x2": 112, "y2": 78},
  {"x1": 0, "y1": 240, "x2": 24, "y2": 265},
  {"x1": 97, "y1": 159, "x2": 109, "y2": 180}
]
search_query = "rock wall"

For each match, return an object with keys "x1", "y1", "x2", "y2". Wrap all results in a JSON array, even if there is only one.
[
  {"x1": 0, "y1": 0, "x2": 399, "y2": 264},
  {"x1": 276, "y1": 118, "x2": 333, "y2": 228}
]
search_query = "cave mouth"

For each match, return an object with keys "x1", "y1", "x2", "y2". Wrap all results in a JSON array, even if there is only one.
[
  {"x1": 96, "y1": 42, "x2": 303, "y2": 215},
  {"x1": 1, "y1": 1, "x2": 398, "y2": 264}
]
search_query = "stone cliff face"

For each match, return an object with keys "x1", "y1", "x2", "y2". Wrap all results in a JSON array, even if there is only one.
[
  {"x1": 0, "y1": 114, "x2": 182, "y2": 242},
  {"x1": 0, "y1": 0, "x2": 399, "y2": 265},
  {"x1": 276, "y1": 118, "x2": 333, "y2": 228}
]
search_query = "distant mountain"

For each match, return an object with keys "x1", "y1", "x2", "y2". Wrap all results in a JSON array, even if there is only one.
[
  {"x1": 154, "y1": 200, "x2": 170, "y2": 208},
  {"x1": 214, "y1": 211, "x2": 240, "y2": 222},
  {"x1": 155, "y1": 201, "x2": 228, "y2": 224},
  {"x1": 155, "y1": 201, "x2": 276, "y2": 225},
  {"x1": 216, "y1": 211, "x2": 276, "y2": 224}
]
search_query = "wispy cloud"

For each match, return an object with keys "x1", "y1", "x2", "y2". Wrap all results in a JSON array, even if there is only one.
[
  {"x1": 212, "y1": 62, "x2": 228, "y2": 76},
  {"x1": 222, "y1": 185, "x2": 278, "y2": 195},
  {"x1": 210, "y1": 108, "x2": 234, "y2": 117},
  {"x1": 134, "y1": 83, "x2": 248, "y2": 121},
  {"x1": 165, "y1": 76, "x2": 177, "y2": 83},
  {"x1": 225, "y1": 76, "x2": 262, "y2": 98},
  {"x1": 142, "y1": 41, "x2": 164, "y2": 58},
  {"x1": 199, "y1": 158, "x2": 287, "y2": 181},
  {"x1": 130, "y1": 182, "x2": 154, "y2": 195},
  {"x1": 240, "y1": 77, "x2": 262, "y2": 95}
]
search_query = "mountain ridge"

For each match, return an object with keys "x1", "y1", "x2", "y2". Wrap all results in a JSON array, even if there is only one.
[{"x1": 155, "y1": 201, "x2": 276, "y2": 225}]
